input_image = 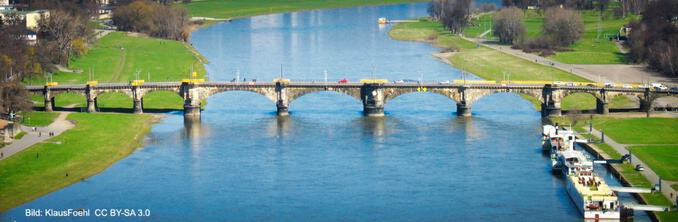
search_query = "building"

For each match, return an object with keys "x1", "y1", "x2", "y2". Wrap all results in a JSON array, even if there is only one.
[
  {"x1": 24, "y1": 10, "x2": 48, "y2": 30},
  {"x1": 0, "y1": 9, "x2": 48, "y2": 30},
  {"x1": 0, "y1": 119, "x2": 20, "y2": 143}
]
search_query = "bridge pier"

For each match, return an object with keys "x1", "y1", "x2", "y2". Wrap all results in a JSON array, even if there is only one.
[
  {"x1": 184, "y1": 104, "x2": 201, "y2": 117},
  {"x1": 133, "y1": 99, "x2": 143, "y2": 114},
  {"x1": 361, "y1": 84, "x2": 385, "y2": 117},
  {"x1": 596, "y1": 100, "x2": 609, "y2": 115},
  {"x1": 456, "y1": 102, "x2": 471, "y2": 117},
  {"x1": 276, "y1": 104, "x2": 289, "y2": 116},
  {"x1": 86, "y1": 84, "x2": 97, "y2": 113},
  {"x1": 44, "y1": 97, "x2": 54, "y2": 112},
  {"x1": 43, "y1": 86, "x2": 53, "y2": 112},
  {"x1": 275, "y1": 82, "x2": 290, "y2": 116},
  {"x1": 541, "y1": 103, "x2": 561, "y2": 117},
  {"x1": 87, "y1": 98, "x2": 97, "y2": 113}
]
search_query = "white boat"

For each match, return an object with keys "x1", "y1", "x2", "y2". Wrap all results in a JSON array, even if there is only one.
[
  {"x1": 566, "y1": 172, "x2": 620, "y2": 220},
  {"x1": 542, "y1": 125, "x2": 576, "y2": 171},
  {"x1": 557, "y1": 150, "x2": 593, "y2": 176}
]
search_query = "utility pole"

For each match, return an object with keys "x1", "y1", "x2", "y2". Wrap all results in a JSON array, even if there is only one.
[{"x1": 324, "y1": 69, "x2": 328, "y2": 84}]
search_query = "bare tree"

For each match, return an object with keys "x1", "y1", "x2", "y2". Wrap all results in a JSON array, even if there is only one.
[
  {"x1": 543, "y1": 7, "x2": 584, "y2": 47},
  {"x1": 567, "y1": 108, "x2": 583, "y2": 127},
  {"x1": 0, "y1": 82, "x2": 33, "y2": 115},
  {"x1": 493, "y1": 7, "x2": 525, "y2": 44},
  {"x1": 628, "y1": 0, "x2": 678, "y2": 76},
  {"x1": 113, "y1": 0, "x2": 190, "y2": 41},
  {"x1": 437, "y1": 0, "x2": 472, "y2": 34},
  {"x1": 38, "y1": 9, "x2": 89, "y2": 65}
]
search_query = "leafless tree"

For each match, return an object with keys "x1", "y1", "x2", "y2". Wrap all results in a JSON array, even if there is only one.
[
  {"x1": 567, "y1": 109, "x2": 583, "y2": 127},
  {"x1": 38, "y1": 9, "x2": 89, "y2": 65},
  {"x1": 479, "y1": 3, "x2": 496, "y2": 12},
  {"x1": 543, "y1": 7, "x2": 584, "y2": 47},
  {"x1": 628, "y1": 0, "x2": 678, "y2": 76},
  {"x1": 493, "y1": 7, "x2": 525, "y2": 44},
  {"x1": 0, "y1": 82, "x2": 33, "y2": 115},
  {"x1": 433, "y1": 0, "x2": 472, "y2": 34},
  {"x1": 113, "y1": 0, "x2": 189, "y2": 41}
]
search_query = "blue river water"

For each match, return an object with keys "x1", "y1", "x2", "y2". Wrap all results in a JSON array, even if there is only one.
[{"x1": 1, "y1": 3, "x2": 651, "y2": 221}]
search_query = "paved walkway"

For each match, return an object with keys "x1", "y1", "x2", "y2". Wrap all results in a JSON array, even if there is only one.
[
  {"x1": 0, "y1": 112, "x2": 74, "y2": 161},
  {"x1": 465, "y1": 36, "x2": 678, "y2": 85},
  {"x1": 586, "y1": 127, "x2": 677, "y2": 206}
]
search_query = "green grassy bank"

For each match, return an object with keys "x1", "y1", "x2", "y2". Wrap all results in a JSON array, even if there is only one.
[
  {"x1": 472, "y1": 7, "x2": 636, "y2": 64},
  {"x1": 20, "y1": 112, "x2": 59, "y2": 127},
  {"x1": 389, "y1": 19, "x2": 634, "y2": 110},
  {"x1": 0, "y1": 113, "x2": 155, "y2": 211},
  {"x1": 550, "y1": 116, "x2": 678, "y2": 221},
  {"x1": 27, "y1": 32, "x2": 204, "y2": 110},
  {"x1": 177, "y1": 0, "x2": 428, "y2": 19}
]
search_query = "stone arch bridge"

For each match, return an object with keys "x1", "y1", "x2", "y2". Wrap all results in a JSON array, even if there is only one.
[{"x1": 26, "y1": 82, "x2": 677, "y2": 118}]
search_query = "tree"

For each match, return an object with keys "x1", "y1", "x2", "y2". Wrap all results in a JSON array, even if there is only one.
[
  {"x1": 479, "y1": 3, "x2": 496, "y2": 12},
  {"x1": 38, "y1": 9, "x2": 90, "y2": 65},
  {"x1": 0, "y1": 82, "x2": 32, "y2": 115},
  {"x1": 543, "y1": 7, "x2": 584, "y2": 47},
  {"x1": 436, "y1": 0, "x2": 472, "y2": 34},
  {"x1": 627, "y1": 0, "x2": 678, "y2": 76},
  {"x1": 113, "y1": 0, "x2": 189, "y2": 41},
  {"x1": 493, "y1": 7, "x2": 525, "y2": 44}
]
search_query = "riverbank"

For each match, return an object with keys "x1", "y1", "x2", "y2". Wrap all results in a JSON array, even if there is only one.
[
  {"x1": 549, "y1": 115, "x2": 678, "y2": 221},
  {"x1": 177, "y1": 0, "x2": 428, "y2": 19},
  {"x1": 388, "y1": 19, "x2": 636, "y2": 110},
  {"x1": 0, "y1": 113, "x2": 157, "y2": 211},
  {"x1": 28, "y1": 32, "x2": 204, "y2": 110}
]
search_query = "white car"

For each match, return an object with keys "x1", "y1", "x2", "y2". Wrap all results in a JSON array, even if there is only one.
[
  {"x1": 439, "y1": 80, "x2": 450, "y2": 84},
  {"x1": 622, "y1": 84, "x2": 632, "y2": 89},
  {"x1": 604, "y1": 82, "x2": 615, "y2": 88}
]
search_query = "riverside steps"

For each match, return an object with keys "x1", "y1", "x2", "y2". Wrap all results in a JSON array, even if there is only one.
[{"x1": 26, "y1": 80, "x2": 677, "y2": 119}]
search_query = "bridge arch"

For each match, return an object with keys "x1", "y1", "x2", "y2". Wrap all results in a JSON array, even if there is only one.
[
  {"x1": 142, "y1": 91, "x2": 185, "y2": 110},
  {"x1": 285, "y1": 87, "x2": 362, "y2": 103},
  {"x1": 465, "y1": 88, "x2": 544, "y2": 107},
  {"x1": 52, "y1": 92, "x2": 86, "y2": 108},
  {"x1": 648, "y1": 94, "x2": 678, "y2": 110},
  {"x1": 560, "y1": 92, "x2": 599, "y2": 110},
  {"x1": 95, "y1": 91, "x2": 134, "y2": 109},
  {"x1": 470, "y1": 92, "x2": 542, "y2": 112},
  {"x1": 383, "y1": 88, "x2": 461, "y2": 104},
  {"x1": 201, "y1": 88, "x2": 278, "y2": 104}
]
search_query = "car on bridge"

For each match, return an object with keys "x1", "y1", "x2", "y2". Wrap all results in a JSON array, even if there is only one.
[{"x1": 338, "y1": 79, "x2": 349, "y2": 84}]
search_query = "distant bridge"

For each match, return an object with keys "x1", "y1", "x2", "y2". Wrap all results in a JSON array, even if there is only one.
[{"x1": 26, "y1": 81, "x2": 677, "y2": 118}]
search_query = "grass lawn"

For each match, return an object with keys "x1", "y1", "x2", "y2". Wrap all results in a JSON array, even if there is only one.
[
  {"x1": 628, "y1": 145, "x2": 678, "y2": 181},
  {"x1": 0, "y1": 113, "x2": 155, "y2": 211},
  {"x1": 517, "y1": 8, "x2": 636, "y2": 64},
  {"x1": 523, "y1": 9, "x2": 544, "y2": 40},
  {"x1": 143, "y1": 91, "x2": 185, "y2": 110},
  {"x1": 551, "y1": 10, "x2": 636, "y2": 64},
  {"x1": 25, "y1": 32, "x2": 205, "y2": 85},
  {"x1": 390, "y1": 20, "x2": 590, "y2": 82},
  {"x1": 177, "y1": 0, "x2": 428, "y2": 19},
  {"x1": 463, "y1": 13, "x2": 494, "y2": 38},
  {"x1": 593, "y1": 117, "x2": 678, "y2": 144},
  {"x1": 20, "y1": 112, "x2": 59, "y2": 127}
]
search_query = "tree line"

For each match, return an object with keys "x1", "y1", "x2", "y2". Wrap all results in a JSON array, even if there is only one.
[
  {"x1": 112, "y1": 0, "x2": 190, "y2": 41},
  {"x1": 1, "y1": 1, "x2": 95, "y2": 115},
  {"x1": 627, "y1": 0, "x2": 677, "y2": 76}
]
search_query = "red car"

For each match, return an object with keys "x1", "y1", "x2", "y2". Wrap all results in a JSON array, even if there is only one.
[{"x1": 338, "y1": 79, "x2": 349, "y2": 84}]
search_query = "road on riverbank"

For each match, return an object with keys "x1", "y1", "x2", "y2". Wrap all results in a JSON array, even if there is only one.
[{"x1": 0, "y1": 112, "x2": 74, "y2": 161}]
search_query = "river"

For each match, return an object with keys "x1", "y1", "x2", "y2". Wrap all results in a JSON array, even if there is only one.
[{"x1": 1, "y1": 3, "x2": 651, "y2": 221}]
